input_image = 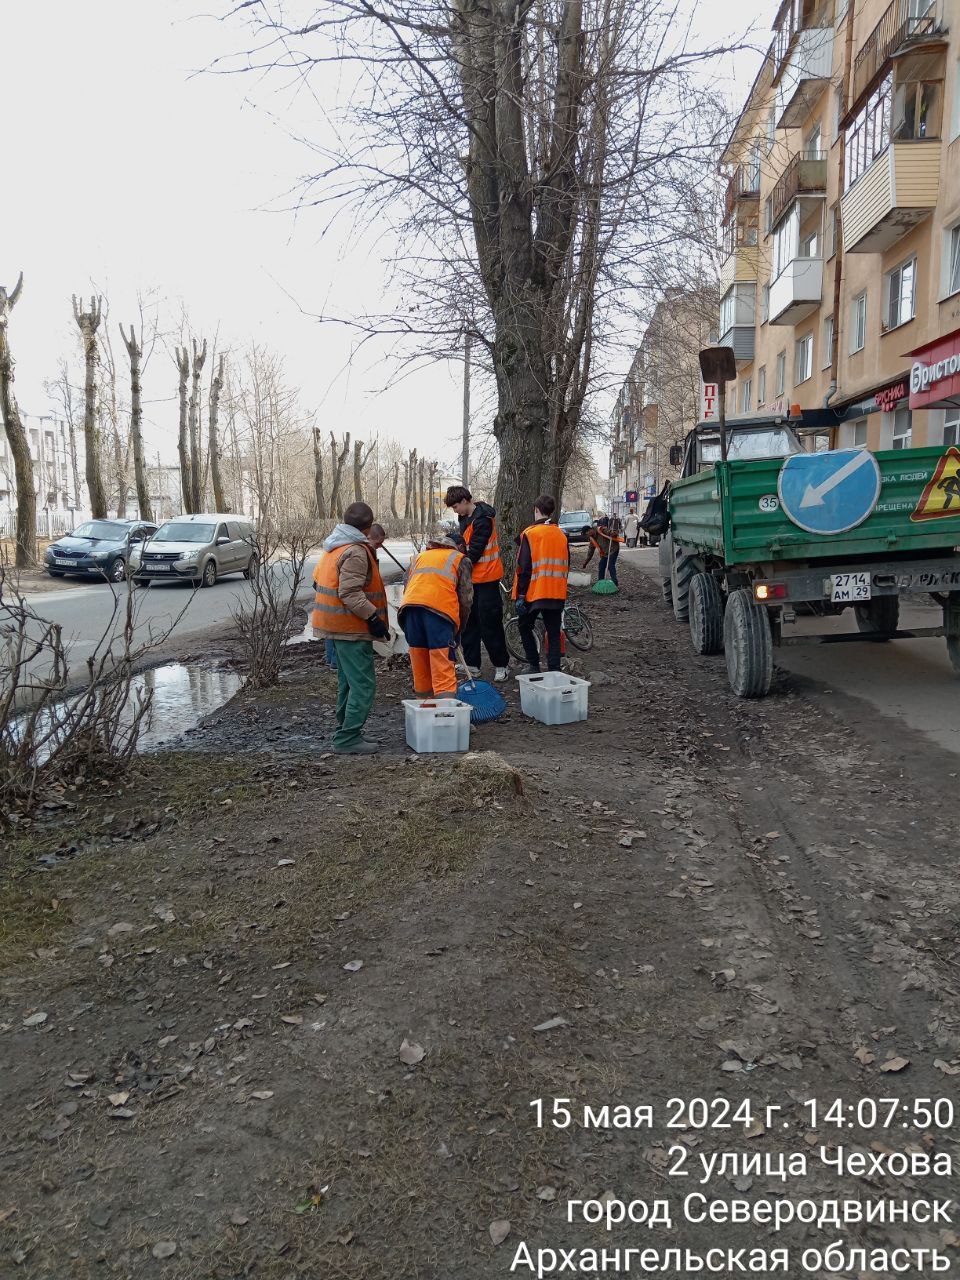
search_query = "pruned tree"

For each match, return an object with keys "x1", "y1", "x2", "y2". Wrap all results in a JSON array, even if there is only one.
[
  {"x1": 174, "y1": 345, "x2": 192, "y2": 513},
  {"x1": 328, "y1": 432, "x2": 350, "y2": 517},
  {"x1": 188, "y1": 338, "x2": 208, "y2": 512},
  {"x1": 120, "y1": 323, "x2": 152, "y2": 521},
  {"x1": 353, "y1": 436, "x2": 374, "y2": 503},
  {"x1": 0, "y1": 273, "x2": 36, "y2": 568},
  {"x1": 72, "y1": 294, "x2": 107, "y2": 519},
  {"x1": 312, "y1": 426, "x2": 327, "y2": 519},
  {"x1": 417, "y1": 457, "x2": 427, "y2": 534},
  {"x1": 403, "y1": 448, "x2": 417, "y2": 522},
  {"x1": 389, "y1": 461, "x2": 400, "y2": 520},
  {"x1": 208, "y1": 352, "x2": 227, "y2": 512}
]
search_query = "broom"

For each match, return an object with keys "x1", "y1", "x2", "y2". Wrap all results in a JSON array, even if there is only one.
[
  {"x1": 590, "y1": 530, "x2": 619, "y2": 595},
  {"x1": 454, "y1": 645, "x2": 507, "y2": 724}
]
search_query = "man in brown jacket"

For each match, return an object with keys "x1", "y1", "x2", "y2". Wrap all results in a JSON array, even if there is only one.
[{"x1": 312, "y1": 502, "x2": 390, "y2": 754}]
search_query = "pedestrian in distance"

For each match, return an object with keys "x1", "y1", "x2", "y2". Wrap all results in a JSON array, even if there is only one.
[
  {"x1": 584, "y1": 515, "x2": 623, "y2": 587},
  {"x1": 624, "y1": 508, "x2": 640, "y2": 548},
  {"x1": 398, "y1": 527, "x2": 473, "y2": 698},
  {"x1": 311, "y1": 502, "x2": 390, "y2": 755},
  {"x1": 443, "y1": 484, "x2": 510, "y2": 682},
  {"x1": 513, "y1": 494, "x2": 569, "y2": 675}
]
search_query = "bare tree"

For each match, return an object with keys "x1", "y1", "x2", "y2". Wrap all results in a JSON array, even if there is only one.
[
  {"x1": 208, "y1": 352, "x2": 228, "y2": 512},
  {"x1": 174, "y1": 346, "x2": 192, "y2": 513},
  {"x1": 119, "y1": 323, "x2": 152, "y2": 521},
  {"x1": 389, "y1": 460, "x2": 400, "y2": 520},
  {"x1": 328, "y1": 432, "x2": 350, "y2": 517},
  {"x1": 352, "y1": 436, "x2": 373, "y2": 503},
  {"x1": 311, "y1": 426, "x2": 327, "y2": 518},
  {"x1": 188, "y1": 338, "x2": 208, "y2": 512},
  {"x1": 0, "y1": 273, "x2": 35, "y2": 568},
  {"x1": 402, "y1": 448, "x2": 417, "y2": 522},
  {"x1": 44, "y1": 360, "x2": 84, "y2": 510},
  {"x1": 72, "y1": 294, "x2": 107, "y2": 519}
]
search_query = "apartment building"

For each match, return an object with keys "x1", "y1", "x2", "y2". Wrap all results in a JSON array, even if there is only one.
[
  {"x1": 610, "y1": 287, "x2": 717, "y2": 510},
  {"x1": 0, "y1": 415, "x2": 85, "y2": 538},
  {"x1": 719, "y1": 0, "x2": 960, "y2": 452}
]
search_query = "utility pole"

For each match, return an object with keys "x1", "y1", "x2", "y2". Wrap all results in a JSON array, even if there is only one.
[{"x1": 461, "y1": 332, "x2": 471, "y2": 487}]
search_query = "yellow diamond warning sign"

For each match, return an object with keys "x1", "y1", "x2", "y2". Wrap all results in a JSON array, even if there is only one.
[{"x1": 911, "y1": 447, "x2": 960, "y2": 522}]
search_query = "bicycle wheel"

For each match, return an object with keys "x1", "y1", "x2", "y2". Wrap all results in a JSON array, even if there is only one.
[
  {"x1": 564, "y1": 605, "x2": 593, "y2": 652},
  {"x1": 504, "y1": 614, "x2": 544, "y2": 663}
]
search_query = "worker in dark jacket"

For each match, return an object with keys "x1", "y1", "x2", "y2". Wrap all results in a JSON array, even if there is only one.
[
  {"x1": 443, "y1": 485, "x2": 510, "y2": 681},
  {"x1": 584, "y1": 516, "x2": 623, "y2": 587},
  {"x1": 513, "y1": 494, "x2": 569, "y2": 674}
]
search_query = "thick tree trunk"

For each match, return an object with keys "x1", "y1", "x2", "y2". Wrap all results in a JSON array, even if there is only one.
[
  {"x1": 208, "y1": 353, "x2": 227, "y2": 513},
  {"x1": 403, "y1": 449, "x2": 416, "y2": 522},
  {"x1": 312, "y1": 428, "x2": 326, "y2": 519},
  {"x1": 353, "y1": 438, "x2": 371, "y2": 503},
  {"x1": 188, "y1": 339, "x2": 207, "y2": 513},
  {"x1": 389, "y1": 462, "x2": 400, "y2": 521},
  {"x1": 175, "y1": 348, "x2": 192, "y2": 513},
  {"x1": 0, "y1": 274, "x2": 36, "y2": 568},
  {"x1": 417, "y1": 458, "x2": 427, "y2": 534},
  {"x1": 328, "y1": 432, "x2": 350, "y2": 517},
  {"x1": 112, "y1": 425, "x2": 128, "y2": 518},
  {"x1": 121, "y1": 324, "x2": 153, "y2": 521},
  {"x1": 72, "y1": 295, "x2": 107, "y2": 519}
]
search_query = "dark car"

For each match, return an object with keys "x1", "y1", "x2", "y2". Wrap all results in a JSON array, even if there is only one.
[
  {"x1": 557, "y1": 509, "x2": 593, "y2": 545},
  {"x1": 44, "y1": 519, "x2": 158, "y2": 583}
]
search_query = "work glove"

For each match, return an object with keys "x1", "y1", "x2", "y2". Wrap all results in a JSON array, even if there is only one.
[
  {"x1": 367, "y1": 615, "x2": 390, "y2": 640},
  {"x1": 515, "y1": 597, "x2": 530, "y2": 617}
]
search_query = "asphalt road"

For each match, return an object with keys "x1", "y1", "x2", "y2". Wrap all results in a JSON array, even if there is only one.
[{"x1": 624, "y1": 546, "x2": 960, "y2": 757}]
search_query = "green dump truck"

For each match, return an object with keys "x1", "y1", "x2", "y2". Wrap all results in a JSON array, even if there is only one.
[{"x1": 660, "y1": 415, "x2": 960, "y2": 698}]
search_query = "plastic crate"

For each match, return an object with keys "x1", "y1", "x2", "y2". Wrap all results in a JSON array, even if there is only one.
[
  {"x1": 517, "y1": 671, "x2": 590, "y2": 725},
  {"x1": 403, "y1": 698, "x2": 472, "y2": 753}
]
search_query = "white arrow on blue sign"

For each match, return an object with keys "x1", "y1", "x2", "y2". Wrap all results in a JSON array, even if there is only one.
[{"x1": 777, "y1": 448, "x2": 881, "y2": 535}]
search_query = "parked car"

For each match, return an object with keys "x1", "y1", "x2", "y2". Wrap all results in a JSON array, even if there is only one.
[
  {"x1": 557, "y1": 509, "x2": 593, "y2": 545},
  {"x1": 44, "y1": 519, "x2": 158, "y2": 582},
  {"x1": 131, "y1": 514, "x2": 257, "y2": 588}
]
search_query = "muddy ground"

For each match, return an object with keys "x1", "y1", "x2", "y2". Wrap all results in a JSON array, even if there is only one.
[{"x1": 2, "y1": 560, "x2": 959, "y2": 1278}]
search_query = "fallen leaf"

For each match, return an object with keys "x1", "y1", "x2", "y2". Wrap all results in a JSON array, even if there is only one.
[
  {"x1": 536, "y1": 1186, "x2": 557, "y2": 1201},
  {"x1": 489, "y1": 1219, "x2": 511, "y2": 1246},
  {"x1": 108, "y1": 1091, "x2": 129, "y2": 1106},
  {"x1": 934, "y1": 1059, "x2": 960, "y2": 1076},
  {"x1": 533, "y1": 1016, "x2": 568, "y2": 1032},
  {"x1": 854, "y1": 1046, "x2": 875, "y2": 1066},
  {"x1": 249, "y1": 1090, "x2": 274, "y2": 1101},
  {"x1": 108, "y1": 1107, "x2": 135, "y2": 1119},
  {"x1": 22, "y1": 1012, "x2": 48, "y2": 1027},
  {"x1": 233, "y1": 1018, "x2": 254, "y2": 1030},
  {"x1": 343, "y1": 960, "x2": 363, "y2": 972},
  {"x1": 230, "y1": 1211, "x2": 249, "y2": 1226},
  {"x1": 158, "y1": 1035, "x2": 177, "y2": 1048},
  {"x1": 744, "y1": 1119, "x2": 765, "y2": 1138},
  {"x1": 399, "y1": 1037, "x2": 426, "y2": 1065},
  {"x1": 271, "y1": 961, "x2": 291, "y2": 970},
  {"x1": 281, "y1": 1015, "x2": 303, "y2": 1026},
  {"x1": 151, "y1": 1240, "x2": 177, "y2": 1259},
  {"x1": 108, "y1": 922, "x2": 134, "y2": 936},
  {"x1": 880, "y1": 1056, "x2": 910, "y2": 1073},
  {"x1": 277, "y1": 859, "x2": 295, "y2": 867}
]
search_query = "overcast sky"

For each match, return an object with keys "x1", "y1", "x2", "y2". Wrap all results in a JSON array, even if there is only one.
[{"x1": 5, "y1": 0, "x2": 772, "y2": 467}]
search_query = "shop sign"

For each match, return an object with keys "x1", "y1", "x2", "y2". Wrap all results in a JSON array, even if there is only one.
[
  {"x1": 874, "y1": 381, "x2": 907, "y2": 412},
  {"x1": 910, "y1": 331, "x2": 960, "y2": 409},
  {"x1": 700, "y1": 380, "x2": 719, "y2": 422}
]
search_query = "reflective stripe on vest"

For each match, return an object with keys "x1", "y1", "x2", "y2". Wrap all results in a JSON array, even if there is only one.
[
  {"x1": 400, "y1": 548, "x2": 463, "y2": 627},
  {"x1": 311, "y1": 543, "x2": 386, "y2": 635},
  {"x1": 513, "y1": 522, "x2": 569, "y2": 602},
  {"x1": 464, "y1": 514, "x2": 503, "y2": 583}
]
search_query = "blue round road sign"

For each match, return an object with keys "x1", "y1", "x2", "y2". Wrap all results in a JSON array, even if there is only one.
[{"x1": 777, "y1": 448, "x2": 881, "y2": 536}]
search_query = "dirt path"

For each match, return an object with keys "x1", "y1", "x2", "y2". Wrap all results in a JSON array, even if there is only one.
[{"x1": 2, "y1": 563, "x2": 959, "y2": 1278}]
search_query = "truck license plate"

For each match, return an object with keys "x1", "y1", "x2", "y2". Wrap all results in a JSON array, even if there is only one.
[{"x1": 830, "y1": 572, "x2": 871, "y2": 602}]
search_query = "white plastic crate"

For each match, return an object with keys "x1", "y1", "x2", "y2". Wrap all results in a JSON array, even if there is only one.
[
  {"x1": 517, "y1": 671, "x2": 590, "y2": 725},
  {"x1": 403, "y1": 698, "x2": 472, "y2": 753},
  {"x1": 567, "y1": 570, "x2": 591, "y2": 588}
]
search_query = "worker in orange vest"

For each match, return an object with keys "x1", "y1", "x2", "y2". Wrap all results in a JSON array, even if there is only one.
[
  {"x1": 443, "y1": 484, "x2": 510, "y2": 682},
  {"x1": 584, "y1": 516, "x2": 624, "y2": 587},
  {"x1": 311, "y1": 502, "x2": 390, "y2": 754},
  {"x1": 398, "y1": 531, "x2": 474, "y2": 698},
  {"x1": 513, "y1": 494, "x2": 569, "y2": 674}
]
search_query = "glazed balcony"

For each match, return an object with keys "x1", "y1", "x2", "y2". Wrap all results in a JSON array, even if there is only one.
[
  {"x1": 851, "y1": 0, "x2": 948, "y2": 113},
  {"x1": 776, "y1": 25, "x2": 834, "y2": 129},
  {"x1": 841, "y1": 139, "x2": 941, "y2": 252}
]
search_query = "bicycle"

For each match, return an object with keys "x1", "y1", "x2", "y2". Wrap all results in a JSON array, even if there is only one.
[{"x1": 500, "y1": 583, "x2": 593, "y2": 662}]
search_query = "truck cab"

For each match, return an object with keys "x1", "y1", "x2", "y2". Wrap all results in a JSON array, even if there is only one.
[{"x1": 674, "y1": 416, "x2": 806, "y2": 479}]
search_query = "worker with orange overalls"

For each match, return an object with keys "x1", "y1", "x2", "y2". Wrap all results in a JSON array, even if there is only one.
[{"x1": 398, "y1": 531, "x2": 474, "y2": 698}]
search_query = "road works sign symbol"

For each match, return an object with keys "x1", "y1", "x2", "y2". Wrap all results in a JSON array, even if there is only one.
[
  {"x1": 911, "y1": 447, "x2": 960, "y2": 522},
  {"x1": 778, "y1": 448, "x2": 881, "y2": 536}
]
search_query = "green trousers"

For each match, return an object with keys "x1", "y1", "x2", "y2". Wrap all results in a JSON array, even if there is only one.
[{"x1": 332, "y1": 640, "x2": 376, "y2": 748}]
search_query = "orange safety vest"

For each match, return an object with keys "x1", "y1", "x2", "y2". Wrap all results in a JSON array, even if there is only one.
[
  {"x1": 463, "y1": 512, "x2": 503, "y2": 583},
  {"x1": 312, "y1": 543, "x2": 386, "y2": 635},
  {"x1": 513, "y1": 522, "x2": 569, "y2": 603},
  {"x1": 399, "y1": 547, "x2": 464, "y2": 627},
  {"x1": 590, "y1": 526, "x2": 624, "y2": 552}
]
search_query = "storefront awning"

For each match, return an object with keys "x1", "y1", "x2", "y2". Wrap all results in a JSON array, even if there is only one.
[{"x1": 907, "y1": 329, "x2": 960, "y2": 410}]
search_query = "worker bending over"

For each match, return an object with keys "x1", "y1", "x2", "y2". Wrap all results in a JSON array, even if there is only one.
[
  {"x1": 584, "y1": 516, "x2": 624, "y2": 587},
  {"x1": 514, "y1": 495, "x2": 569, "y2": 674},
  {"x1": 399, "y1": 530, "x2": 473, "y2": 698},
  {"x1": 312, "y1": 502, "x2": 390, "y2": 754},
  {"x1": 443, "y1": 485, "x2": 510, "y2": 682}
]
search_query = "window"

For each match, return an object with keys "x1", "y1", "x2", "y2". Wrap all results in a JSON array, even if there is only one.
[
  {"x1": 776, "y1": 350, "x2": 786, "y2": 396},
  {"x1": 945, "y1": 408, "x2": 960, "y2": 447},
  {"x1": 845, "y1": 75, "x2": 891, "y2": 190},
  {"x1": 886, "y1": 257, "x2": 916, "y2": 329},
  {"x1": 719, "y1": 283, "x2": 755, "y2": 335},
  {"x1": 851, "y1": 419, "x2": 868, "y2": 447},
  {"x1": 892, "y1": 408, "x2": 912, "y2": 449},
  {"x1": 945, "y1": 225, "x2": 960, "y2": 298},
  {"x1": 822, "y1": 316, "x2": 834, "y2": 368},
  {"x1": 795, "y1": 332, "x2": 814, "y2": 385},
  {"x1": 953, "y1": 60, "x2": 960, "y2": 141},
  {"x1": 764, "y1": 197, "x2": 773, "y2": 235},
  {"x1": 850, "y1": 291, "x2": 867, "y2": 353},
  {"x1": 761, "y1": 284, "x2": 770, "y2": 324},
  {"x1": 741, "y1": 378, "x2": 753, "y2": 414},
  {"x1": 833, "y1": 87, "x2": 843, "y2": 141},
  {"x1": 766, "y1": 107, "x2": 776, "y2": 154},
  {"x1": 892, "y1": 77, "x2": 942, "y2": 142},
  {"x1": 799, "y1": 228, "x2": 820, "y2": 258},
  {"x1": 828, "y1": 206, "x2": 839, "y2": 258},
  {"x1": 757, "y1": 365, "x2": 767, "y2": 407},
  {"x1": 773, "y1": 205, "x2": 800, "y2": 277},
  {"x1": 805, "y1": 123, "x2": 822, "y2": 158}
]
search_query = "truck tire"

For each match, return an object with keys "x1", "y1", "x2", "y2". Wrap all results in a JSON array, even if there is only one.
[
  {"x1": 723, "y1": 588, "x2": 773, "y2": 698},
  {"x1": 854, "y1": 596, "x2": 898, "y2": 640},
  {"x1": 658, "y1": 534, "x2": 673, "y2": 603},
  {"x1": 689, "y1": 573, "x2": 724, "y2": 655},
  {"x1": 671, "y1": 550, "x2": 697, "y2": 624}
]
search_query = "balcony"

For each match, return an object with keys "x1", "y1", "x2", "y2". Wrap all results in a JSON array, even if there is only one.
[
  {"x1": 841, "y1": 139, "x2": 941, "y2": 252},
  {"x1": 850, "y1": 0, "x2": 947, "y2": 114},
  {"x1": 719, "y1": 285, "x2": 756, "y2": 367},
  {"x1": 724, "y1": 164, "x2": 761, "y2": 221},
  {"x1": 772, "y1": 1, "x2": 832, "y2": 83},
  {"x1": 776, "y1": 26, "x2": 834, "y2": 129},
  {"x1": 720, "y1": 244, "x2": 761, "y2": 293},
  {"x1": 768, "y1": 256, "x2": 824, "y2": 326},
  {"x1": 771, "y1": 152, "x2": 827, "y2": 229}
]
